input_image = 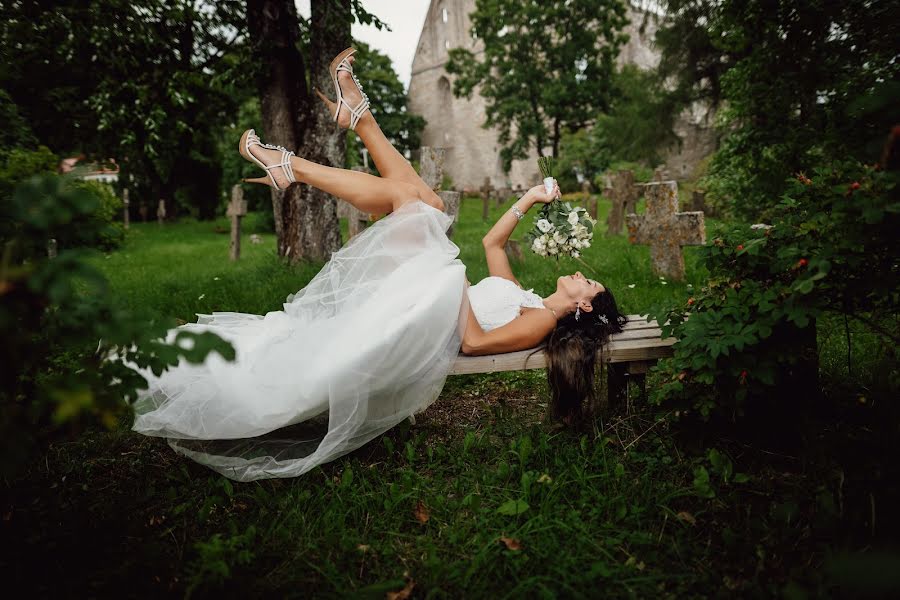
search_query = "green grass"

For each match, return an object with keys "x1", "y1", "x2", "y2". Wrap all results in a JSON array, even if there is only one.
[{"x1": 6, "y1": 197, "x2": 898, "y2": 598}]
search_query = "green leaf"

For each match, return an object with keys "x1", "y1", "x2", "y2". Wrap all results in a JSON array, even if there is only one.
[{"x1": 496, "y1": 499, "x2": 530, "y2": 516}]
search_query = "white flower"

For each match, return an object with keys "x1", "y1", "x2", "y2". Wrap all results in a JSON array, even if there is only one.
[
  {"x1": 750, "y1": 223, "x2": 773, "y2": 230},
  {"x1": 581, "y1": 241, "x2": 591, "y2": 249},
  {"x1": 213, "y1": 276, "x2": 220, "y2": 281},
  {"x1": 537, "y1": 219, "x2": 553, "y2": 233},
  {"x1": 548, "y1": 238, "x2": 558, "y2": 249},
  {"x1": 571, "y1": 250, "x2": 580, "y2": 258},
  {"x1": 627, "y1": 284, "x2": 636, "y2": 289},
  {"x1": 531, "y1": 237, "x2": 546, "y2": 252},
  {"x1": 553, "y1": 231, "x2": 567, "y2": 244},
  {"x1": 548, "y1": 246, "x2": 558, "y2": 255},
  {"x1": 198, "y1": 293, "x2": 206, "y2": 300},
  {"x1": 660, "y1": 281, "x2": 668, "y2": 285},
  {"x1": 567, "y1": 211, "x2": 580, "y2": 226}
]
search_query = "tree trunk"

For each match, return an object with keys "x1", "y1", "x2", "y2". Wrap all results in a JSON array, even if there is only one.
[{"x1": 247, "y1": 0, "x2": 346, "y2": 263}]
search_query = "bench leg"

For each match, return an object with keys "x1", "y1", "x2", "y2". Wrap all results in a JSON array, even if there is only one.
[{"x1": 607, "y1": 363, "x2": 628, "y2": 410}]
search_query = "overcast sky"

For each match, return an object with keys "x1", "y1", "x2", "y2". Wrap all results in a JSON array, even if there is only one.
[{"x1": 295, "y1": 0, "x2": 432, "y2": 90}]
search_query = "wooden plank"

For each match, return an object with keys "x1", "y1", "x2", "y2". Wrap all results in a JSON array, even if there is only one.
[{"x1": 450, "y1": 334, "x2": 676, "y2": 375}]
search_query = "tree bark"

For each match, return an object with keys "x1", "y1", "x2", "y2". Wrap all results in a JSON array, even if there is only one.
[{"x1": 247, "y1": 0, "x2": 346, "y2": 262}]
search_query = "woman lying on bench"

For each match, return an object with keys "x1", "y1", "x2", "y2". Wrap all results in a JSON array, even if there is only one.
[{"x1": 127, "y1": 48, "x2": 626, "y2": 481}]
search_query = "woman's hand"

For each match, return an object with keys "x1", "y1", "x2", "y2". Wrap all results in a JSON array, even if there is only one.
[{"x1": 524, "y1": 179, "x2": 561, "y2": 205}]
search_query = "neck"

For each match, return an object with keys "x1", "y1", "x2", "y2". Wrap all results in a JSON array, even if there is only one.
[{"x1": 542, "y1": 292, "x2": 574, "y2": 319}]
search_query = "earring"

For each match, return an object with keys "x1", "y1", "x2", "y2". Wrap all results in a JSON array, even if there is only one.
[{"x1": 575, "y1": 304, "x2": 581, "y2": 321}]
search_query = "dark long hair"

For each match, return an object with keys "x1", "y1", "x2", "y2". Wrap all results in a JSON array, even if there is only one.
[{"x1": 543, "y1": 287, "x2": 627, "y2": 425}]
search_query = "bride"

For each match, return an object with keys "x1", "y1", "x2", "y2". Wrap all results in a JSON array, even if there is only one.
[{"x1": 130, "y1": 48, "x2": 626, "y2": 481}]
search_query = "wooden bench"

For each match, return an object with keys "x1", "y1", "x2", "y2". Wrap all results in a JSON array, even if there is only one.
[{"x1": 450, "y1": 314, "x2": 675, "y2": 408}]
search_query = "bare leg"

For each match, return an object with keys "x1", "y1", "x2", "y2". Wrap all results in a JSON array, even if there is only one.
[{"x1": 318, "y1": 57, "x2": 444, "y2": 211}]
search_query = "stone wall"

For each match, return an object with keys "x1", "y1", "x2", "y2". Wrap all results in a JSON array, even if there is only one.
[{"x1": 407, "y1": 1, "x2": 717, "y2": 190}]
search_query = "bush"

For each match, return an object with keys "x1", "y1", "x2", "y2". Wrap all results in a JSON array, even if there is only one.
[
  {"x1": 0, "y1": 174, "x2": 235, "y2": 478},
  {"x1": 70, "y1": 180, "x2": 125, "y2": 250},
  {"x1": 649, "y1": 158, "x2": 899, "y2": 423}
]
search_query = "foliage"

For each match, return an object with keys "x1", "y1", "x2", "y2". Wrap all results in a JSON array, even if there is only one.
[
  {"x1": 556, "y1": 65, "x2": 681, "y2": 190},
  {"x1": 656, "y1": 0, "x2": 900, "y2": 219},
  {"x1": 649, "y1": 160, "x2": 900, "y2": 419},
  {"x1": 0, "y1": 175, "x2": 234, "y2": 478},
  {"x1": 344, "y1": 42, "x2": 426, "y2": 169},
  {"x1": 1, "y1": 0, "x2": 249, "y2": 219},
  {"x1": 446, "y1": 0, "x2": 628, "y2": 171},
  {"x1": 0, "y1": 145, "x2": 58, "y2": 198}
]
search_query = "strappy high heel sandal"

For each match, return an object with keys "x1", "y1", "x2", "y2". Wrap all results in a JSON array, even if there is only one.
[
  {"x1": 317, "y1": 47, "x2": 370, "y2": 131},
  {"x1": 238, "y1": 129, "x2": 297, "y2": 190}
]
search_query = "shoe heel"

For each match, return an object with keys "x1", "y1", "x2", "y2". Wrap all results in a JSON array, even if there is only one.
[{"x1": 243, "y1": 176, "x2": 272, "y2": 186}]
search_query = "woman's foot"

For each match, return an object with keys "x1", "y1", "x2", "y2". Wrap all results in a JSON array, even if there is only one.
[
  {"x1": 238, "y1": 129, "x2": 296, "y2": 190},
  {"x1": 317, "y1": 49, "x2": 371, "y2": 130}
]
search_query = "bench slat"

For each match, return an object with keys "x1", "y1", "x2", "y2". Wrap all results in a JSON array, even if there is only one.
[{"x1": 451, "y1": 324, "x2": 676, "y2": 375}]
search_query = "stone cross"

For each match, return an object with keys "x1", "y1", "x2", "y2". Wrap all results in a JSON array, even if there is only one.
[
  {"x1": 480, "y1": 177, "x2": 493, "y2": 220},
  {"x1": 227, "y1": 185, "x2": 248, "y2": 261},
  {"x1": 156, "y1": 199, "x2": 166, "y2": 225},
  {"x1": 626, "y1": 181, "x2": 705, "y2": 281},
  {"x1": 419, "y1": 146, "x2": 446, "y2": 192},
  {"x1": 122, "y1": 188, "x2": 130, "y2": 229},
  {"x1": 606, "y1": 170, "x2": 639, "y2": 235}
]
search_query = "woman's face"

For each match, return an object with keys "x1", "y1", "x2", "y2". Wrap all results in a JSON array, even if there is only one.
[{"x1": 557, "y1": 271, "x2": 605, "y2": 309}]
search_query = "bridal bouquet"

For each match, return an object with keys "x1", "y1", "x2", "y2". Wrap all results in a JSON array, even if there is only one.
[{"x1": 523, "y1": 157, "x2": 596, "y2": 259}]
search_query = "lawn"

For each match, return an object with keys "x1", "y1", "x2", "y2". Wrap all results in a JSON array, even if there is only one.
[{"x1": 4, "y1": 196, "x2": 893, "y2": 598}]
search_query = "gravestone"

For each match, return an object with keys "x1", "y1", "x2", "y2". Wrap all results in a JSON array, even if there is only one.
[
  {"x1": 505, "y1": 239, "x2": 523, "y2": 263},
  {"x1": 690, "y1": 189, "x2": 707, "y2": 212},
  {"x1": 480, "y1": 177, "x2": 493, "y2": 220},
  {"x1": 419, "y1": 147, "x2": 446, "y2": 191},
  {"x1": 626, "y1": 181, "x2": 705, "y2": 281},
  {"x1": 227, "y1": 185, "x2": 248, "y2": 261},
  {"x1": 438, "y1": 190, "x2": 461, "y2": 238},
  {"x1": 606, "y1": 170, "x2": 639, "y2": 235},
  {"x1": 156, "y1": 199, "x2": 166, "y2": 225},
  {"x1": 122, "y1": 188, "x2": 130, "y2": 229}
]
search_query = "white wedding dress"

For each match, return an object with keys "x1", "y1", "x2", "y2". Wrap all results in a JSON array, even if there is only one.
[{"x1": 129, "y1": 200, "x2": 548, "y2": 481}]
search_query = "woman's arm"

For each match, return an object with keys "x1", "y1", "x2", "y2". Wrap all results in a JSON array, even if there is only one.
[
  {"x1": 460, "y1": 279, "x2": 557, "y2": 356},
  {"x1": 482, "y1": 182, "x2": 560, "y2": 287}
]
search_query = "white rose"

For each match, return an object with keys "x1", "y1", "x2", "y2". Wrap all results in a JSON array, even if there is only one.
[
  {"x1": 567, "y1": 211, "x2": 580, "y2": 226},
  {"x1": 531, "y1": 238, "x2": 545, "y2": 252},
  {"x1": 537, "y1": 219, "x2": 553, "y2": 233},
  {"x1": 553, "y1": 231, "x2": 567, "y2": 244}
]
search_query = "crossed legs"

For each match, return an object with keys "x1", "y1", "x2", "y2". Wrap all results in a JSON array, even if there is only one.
[{"x1": 254, "y1": 58, "x2": 444, "y2": 215}]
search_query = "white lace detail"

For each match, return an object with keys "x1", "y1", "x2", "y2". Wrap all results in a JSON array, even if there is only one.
[{"x1": 467, "y1": 276, "x2": 546, "y2": 332}]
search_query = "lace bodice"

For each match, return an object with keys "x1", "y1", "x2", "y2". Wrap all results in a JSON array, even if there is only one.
[{"x1": 467, "y1": 276, "x2": 547, "y2": 331}]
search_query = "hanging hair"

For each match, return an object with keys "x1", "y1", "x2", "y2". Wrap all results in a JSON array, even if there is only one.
[{"x1": 541, "y1": 287, "x2": 627, "y2": 426}]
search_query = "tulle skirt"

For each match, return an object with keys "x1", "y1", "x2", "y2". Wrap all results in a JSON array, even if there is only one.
[{"x1": 130, "y1": 200, "x2": 469, "y2": 481}]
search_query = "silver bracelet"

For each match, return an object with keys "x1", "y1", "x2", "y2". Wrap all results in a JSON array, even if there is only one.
[{"x1": 510, "y1": 205, "x2": 525, "y2": 221}]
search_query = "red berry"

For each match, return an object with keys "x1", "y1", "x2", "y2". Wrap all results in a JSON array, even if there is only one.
[
  {"x1": 687, "y1": 298, "x2": 695, "y2": 305},
  {"x1": 799, "y1": 258, "x2": 808, "y2": 267},
  {"x1": 850, "y1": 182, "x2": 860, "y2": 190},
  {"x1": 736, "y1": 244, "x2": 744, "y2": 251}
]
